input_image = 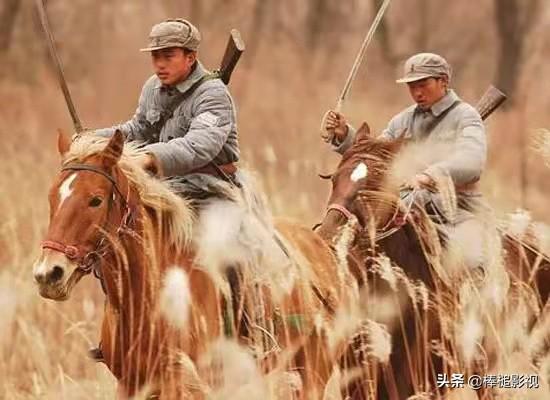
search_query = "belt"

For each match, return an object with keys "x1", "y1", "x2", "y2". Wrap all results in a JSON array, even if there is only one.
[
  {"x1": 192, "y1": 162, "x2": 237, "y2": 176},
  {"x1": 191, "y1": 162, "x2": 240, "y2": 188}
]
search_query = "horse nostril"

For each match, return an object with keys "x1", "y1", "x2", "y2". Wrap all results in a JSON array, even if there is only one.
[
  {"x1": 47, "y1": 265, "x2": 65, "y2": 284},
  {"x1": 34, "y1": 272, "x2": 46, "y2": 285}
]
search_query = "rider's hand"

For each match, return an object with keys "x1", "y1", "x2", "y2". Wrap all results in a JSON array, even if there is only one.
[
  {"x1": 71, "y1": 127, "x2": 94, "y2": 142},
  {"x1": 324, "y1": 110, "x2": 349, "y2": 143},
  {"x1": 404, "y1": 173, "x2": 436, "y2": 191},
  {"x1": 136, "y1": 153, "x2": 161, "y2": 176}
]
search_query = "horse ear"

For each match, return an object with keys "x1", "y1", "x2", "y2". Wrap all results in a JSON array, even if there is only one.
[
  {"x1": 57, "y1": 128, "x2": 71, "y2": 156},
  {"x1": 354, "y1": 122, "x2": 372, "y2": 142},
  {"x1": 102, "y1": 129, "x2": 124, "y2": 167}
]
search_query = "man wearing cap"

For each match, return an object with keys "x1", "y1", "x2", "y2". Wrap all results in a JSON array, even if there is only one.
[
  {"x1": 89, "y1": 19, "x2": 264, "y2": 361},
  {"x1": 324, "y1": 52, "x2": 491, "y2": 278},
  {"x1": 95, "y1": 18, "x2": 240, "y2": 193}
]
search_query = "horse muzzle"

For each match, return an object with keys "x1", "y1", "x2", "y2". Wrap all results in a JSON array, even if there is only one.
[{"x1": 33, "y1": 248, "x2": 84, "y2": 301}]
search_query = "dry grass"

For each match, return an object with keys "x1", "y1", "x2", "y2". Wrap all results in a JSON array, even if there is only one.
[
  {"x1": 2, "y1": 2, "x2": 550, "y2": 396},
  {"x1": 3, "y1": 109, "x2": 549, "y2": 398}
]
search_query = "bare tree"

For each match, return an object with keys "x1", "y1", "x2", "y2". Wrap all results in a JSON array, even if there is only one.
[
  {"x1": 0, "y1": 0, "x2": 22, "y2": 56},
  {"x1": 373, "y1": 0, "x2": 430, "y2": 69},
  {"x1": 190, "y1": 0, "x2": 202, "y2": 25},
  {"x1": 415, "y1": 0, "x2": 429, "y2": 50},
  {"x1": 306, "y1": 0, "x2": 328, "y2": 51},
  {"x1": 494, "y1": 0, "x2": 540, "y2": 106},
  {"x1": 160, "y1": 0, "x2": 202, "y2": 23},
  {"x1": 244, "y1": 0, "x2": 268, "y2": 69},
  {"x1": 373, "y1": 0, "x2": 397, "y2": 67}
]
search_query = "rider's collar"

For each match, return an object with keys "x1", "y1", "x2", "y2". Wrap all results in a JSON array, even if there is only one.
[{"x1": 426, "y1": 89, "x2": 460, "y2": 117}]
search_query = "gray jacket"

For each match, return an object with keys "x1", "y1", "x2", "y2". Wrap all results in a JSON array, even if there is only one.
[
  {"x1": 96, "y1": 61, "x2": 239, "y2": 177},
  {"x1": 333, "y1": 90, "x2": 488, "y2": 223},
  {"x1": 333, "y1": 90, "x2": 486, "y2": 187}
]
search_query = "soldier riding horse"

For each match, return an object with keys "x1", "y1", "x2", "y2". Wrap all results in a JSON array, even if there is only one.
[{"x1": 33, "y1": 130, "x2": 355, "y2": 398}]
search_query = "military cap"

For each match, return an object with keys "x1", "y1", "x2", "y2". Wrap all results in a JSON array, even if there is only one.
[
  {"x1": 396, "y1": 53, "x2": 451, "y2": 83},
  {"x1": 140, "y1": 19, "x2": 201, "y2": 52}
]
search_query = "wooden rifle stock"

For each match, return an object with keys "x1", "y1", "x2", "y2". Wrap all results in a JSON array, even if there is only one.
[
  {"x1": 475, "y1": 85, "x2": 507, "y2": 121},
  {"x1": 217, "y1": 29, "x2": 245, "y2": 85}
]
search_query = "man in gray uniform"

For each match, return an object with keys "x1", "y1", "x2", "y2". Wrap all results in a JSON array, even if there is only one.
[
  {"x1": 325, "y1": 53, "x2": 491, "y2": 278},
  {"x1": 96, "y1": 18, "x2": 240, "y2": 202},
  {"x1": 90, "y1": 19, "x2": 257, "y2": 360}
]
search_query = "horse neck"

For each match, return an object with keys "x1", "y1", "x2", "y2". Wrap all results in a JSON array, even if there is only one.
[
  {"x1": 358, "y1": 180, "x2": 400, "y2": 230},
  {"x1": 103, "y1": 204, "x2": 173, "y2": 314},
  {"x1": 99, "y1": 203, "x2": 178, "y2": 387},
  {"x1": 356, "y1": 176, "x2": 439, "y2": 286},
  {"x1": 377, "y1": 214, "x2": 440, "y2": 288}
]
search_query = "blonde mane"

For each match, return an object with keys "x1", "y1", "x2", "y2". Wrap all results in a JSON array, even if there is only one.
[{"x1": 63, "y1": 135, "x2": 193, "y2": 250}]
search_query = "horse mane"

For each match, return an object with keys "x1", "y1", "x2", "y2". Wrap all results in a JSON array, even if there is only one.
[
  {"x1": 342, "y1": 134, "x2": 448, "y2": 273},
  {"x1": 63, "y1": 135, "x2": 193, "y2": 250},
  {"x1": 341, "y1": 133, "x2": 403, "y2": 163},
  {"x1": 340, "y1": 133, "x2": 404, "y2": 191}
]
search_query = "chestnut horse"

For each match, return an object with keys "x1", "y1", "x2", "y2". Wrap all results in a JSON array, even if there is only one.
[
  {"x1": 316, "y1": 123, "x2": 447, "y2": 399},
  {"x1": 317, "y1": 123, "x2": 550, "y2": 399},
  {"x1": 33, "y1": 131, "x2": 353, "y2": 399}
]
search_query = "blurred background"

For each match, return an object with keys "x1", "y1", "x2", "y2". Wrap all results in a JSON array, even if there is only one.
[{"x1": 0, "y1": 0, "x2": 549, "y2": 397}]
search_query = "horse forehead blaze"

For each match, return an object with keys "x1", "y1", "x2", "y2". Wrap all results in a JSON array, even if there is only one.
[
  {"x1": 350, "y1": 162, "x2": 368, "y2": 182},
  {"x1": 57, "y1": 172, "x2": 78, "y2": 209}
]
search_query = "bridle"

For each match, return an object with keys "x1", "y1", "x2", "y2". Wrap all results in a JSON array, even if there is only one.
[
  {"x1": 316, "y1": 190, "x2": 418, "y2": 242},
  {"x1": 41, "y1": 163, "x2": 135, "y2": 283}
]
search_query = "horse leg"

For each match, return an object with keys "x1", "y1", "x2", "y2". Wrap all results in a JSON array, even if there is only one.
[
  {"x1": 226, "y1": 265, "x2": 252, "y2": 338},
  {"x1": 364, "y1": 273, "x2": 433, "y2": 399},
  {"x1": 156, "y1": 363, "x2": 211, "y2": 400},
  {"x1": 292, "y1": 329, "x2": 334, "y2": 399},
  {"x1": 378, "y1": 311, "x2": 417, "y2": 400},
  {"x1": 338, "y1": 331, "x2": 373, "y2": 400}
]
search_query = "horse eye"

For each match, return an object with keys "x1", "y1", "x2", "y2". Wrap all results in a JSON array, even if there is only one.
[
  {"x1": 89, "y1": 196, "x2": 103, "y2": 207},
  {"x1": 318, "y1": 173, "x2": 334, "y2": 180}
]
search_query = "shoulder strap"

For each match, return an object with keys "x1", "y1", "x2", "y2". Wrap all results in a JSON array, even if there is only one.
[
  {"x1": 152, "y1": 72, "x2": 220, "y2": 132},
  {"x1": 423, "y1": 99, "x2": 461, "y2": 136}
]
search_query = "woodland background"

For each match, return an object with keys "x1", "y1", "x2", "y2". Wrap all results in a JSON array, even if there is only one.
[{"x1": 0, "y1": 0, "x2": 549, "y2": 397}]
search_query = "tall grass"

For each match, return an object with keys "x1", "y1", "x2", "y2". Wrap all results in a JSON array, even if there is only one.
[{"x1": 2, "y1": 17, "x2": 550, "y2": 395}]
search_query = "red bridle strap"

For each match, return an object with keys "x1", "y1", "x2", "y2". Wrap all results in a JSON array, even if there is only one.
[
  {"x1": 39, "y1": 163, "x2": 133, "y2": 273},
  {"x1": 326, "y1": 203, "x2": 355, "y2": 221},
  {"x1": 41, "y1": 240, "x2": 84, "y2": 261}
]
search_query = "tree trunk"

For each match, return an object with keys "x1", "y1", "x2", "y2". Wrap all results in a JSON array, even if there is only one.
[
  {"x1": 373, "y1": 0, "x2": 397, "y2": 68},
  {"x1": 0, "y1": 0, "x2": 22, "y2": 55},
  {"x1": 416, "y1": 0, "x2": 429, "y2": 50},
  {"x1": 190, "y1": 0, "x2": 202, "y2": 26},
  {"x1": 244, "y1": 0, "x2": 268, "y2": 69},
  {"x1": 494, "y1": 0, "x2": 540, "y2": 107},
  {"x1": 306, "y1": 0, "x2": 328, "y2": 51}
]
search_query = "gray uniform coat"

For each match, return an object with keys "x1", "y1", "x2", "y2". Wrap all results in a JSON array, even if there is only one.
[
  {"x1": 96, "y1": 61, "x2": 239, "y2": 178},
  {"x1": 333, "y1": 90, "x2": 488, "y2": 224}
]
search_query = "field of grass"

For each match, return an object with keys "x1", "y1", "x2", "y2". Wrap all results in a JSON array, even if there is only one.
[
  {"x1": 2, "y1": 1, "x2": 550, "y2": 395},
  {"x1": 1, "y1": 74, "x2": 550, "y2": 399}
]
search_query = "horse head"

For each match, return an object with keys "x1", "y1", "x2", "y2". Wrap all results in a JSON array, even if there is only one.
[
  {"x1": 317, "y1": 122, "x2": 405, "y2": 241},
  {"x1": 33, "y1": 130, "x2": 132, "y2": 300}
]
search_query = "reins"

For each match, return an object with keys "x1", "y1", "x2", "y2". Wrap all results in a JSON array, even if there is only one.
[{"x1": 317, "y1": 189, "x2": 419, "y2": 242}]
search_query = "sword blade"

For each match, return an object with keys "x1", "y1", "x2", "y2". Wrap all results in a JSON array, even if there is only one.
[
  {"x1": 35, "y1": 0, "x2": 83, "y2": 133},
  {"x1": 336, "y1": 0, "x2": 391, "y2": 112}
]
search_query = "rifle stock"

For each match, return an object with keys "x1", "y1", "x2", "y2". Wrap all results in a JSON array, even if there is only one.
[
  {"x1": 218, "y1": 29, "x2": 245, "y2": 85},
  {"x1": 475, "y1": 85, "x2": 507, "y2": 121}
]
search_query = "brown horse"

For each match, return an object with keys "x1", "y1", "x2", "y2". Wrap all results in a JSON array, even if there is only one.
[
  {"x1": 317, "y1": 123, "x2": 550, "y2": 399},
  {"x1": 315, "y1": 123, "x2": 510, "y2": 399},
  {"x1": 33, "y1": 130, "x2": 353, "y2": 399}
]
